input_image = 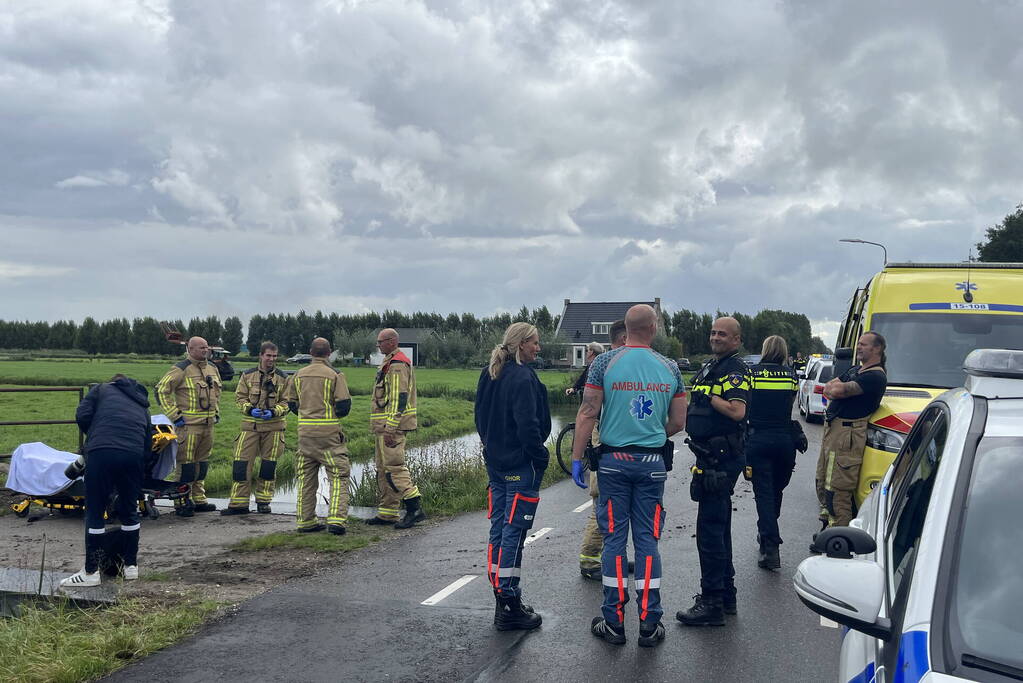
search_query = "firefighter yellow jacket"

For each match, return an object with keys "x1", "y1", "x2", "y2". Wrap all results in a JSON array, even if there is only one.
[
  {"x1": 370, "y1": 350, "x2": 417, "y2": 434},
  {"x1": 283, "y1": 358, "x2": 351, "y2": 434},
  {"x1": 236, "y1": 366, "x2": 289, "y2": 432},
  {"x1": 155, "y1": 358, "x2": 222, "y2": 426}
]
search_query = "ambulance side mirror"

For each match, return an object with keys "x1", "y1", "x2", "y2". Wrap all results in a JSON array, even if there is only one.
[{"x1": 833, "y1": 347, "x2": 853, "y2": 378}]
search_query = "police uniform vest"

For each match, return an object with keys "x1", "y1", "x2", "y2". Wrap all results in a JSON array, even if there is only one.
[
  {"x1": 155, "y1": 358, "x2": 222, "y2": 426},
  {"x1": 287, "y1": 358, "x2": 352, "y2": 435},
  {"x1": 748, "y1": 362, "x2": 798, "y2": 431},
  {"x1": 686, "y1": 352, "x2": 750, "y2": 441},
  {"x1": 236, "y1": 366, "x2": 289, "y2": 432},
  {"x1": 370, "y1": 350, "x2": 418, "y2": 433}
]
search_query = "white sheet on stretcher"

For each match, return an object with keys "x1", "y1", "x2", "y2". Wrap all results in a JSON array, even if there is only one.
[{"x1": 6, "y1": 415, "x2": 179, "y2": 495}]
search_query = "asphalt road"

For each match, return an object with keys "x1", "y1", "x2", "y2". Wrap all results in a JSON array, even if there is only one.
[{"x1": 107, "y1": 412, "x2": 839, "y2": 683}]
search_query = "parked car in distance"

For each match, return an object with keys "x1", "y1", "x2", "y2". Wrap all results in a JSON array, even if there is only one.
[
  {"x1": 793, "y1": 348, "x2": 1023, "y2": 683},
  {"x1": 798, "y1": 359, "x2": 834, "y2": 423},
  {"x1": 677, "y1": 358, "x2": 691, "y2": 371},
  {"x1": 741, "y1": 354, "x2": 762, "y2": 366},
  {"x1": 527, "y1": 356, "x2": 550, "y2": 370},
  {"x1": 286, "y1": 353, "x2": 312, "y2": 364}
]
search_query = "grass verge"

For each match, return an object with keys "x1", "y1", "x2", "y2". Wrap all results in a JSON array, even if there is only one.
[
  {"x1": 0, "y1": 598, "x2": 216, "y2": 683},
  {"x1": 231, "y1": 522, "x2": 381, "y2": 553}
]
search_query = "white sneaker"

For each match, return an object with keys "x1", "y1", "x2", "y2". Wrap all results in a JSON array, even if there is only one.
[
  {"x1": 59, "y1": 569, "x2": 101, "y2": 589},
  {"x1": 123, "y1": 565, "x2": 139, "y2": 580}
]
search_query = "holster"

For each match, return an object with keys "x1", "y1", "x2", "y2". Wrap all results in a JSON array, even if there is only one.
[
  {"x1": 585, "y1": 444, "x2": 601, "y2": 471},
  {"x1": 661, "y1": 440, "x2": 674, "y2": 472},
  {"x1": 791, "y1": 420, "x2": 809, "y2": 453}
]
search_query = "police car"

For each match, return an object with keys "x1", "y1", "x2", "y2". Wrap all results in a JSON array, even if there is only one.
[{"x1": 793, "y1": 349, "x2": 1023, "y2": 682}]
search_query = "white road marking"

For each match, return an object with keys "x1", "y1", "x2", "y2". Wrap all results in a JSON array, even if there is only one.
[
  {"x1": 421, "y1": 575, "x2": 477, "y2": 606},
  {"x1": 573, "y1": 501, "x2": 591, "y2": 513},
  {"x1": 524, "y1": 527, "x2": 552, "y2": 544},
  {"x1": 820, "y1": 616, "x2": 839, "y2": 628}
]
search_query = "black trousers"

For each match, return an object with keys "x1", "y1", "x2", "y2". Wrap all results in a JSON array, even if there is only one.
[
  {"x1": 696, "y1": 457, "x2": 741, "y2": 599},
  {"x1": 84, "y1": 448, "x2": 143, "y2": 571},
  {"x1": 747, "y1": 430, "x2": 796, "y2": 548}
]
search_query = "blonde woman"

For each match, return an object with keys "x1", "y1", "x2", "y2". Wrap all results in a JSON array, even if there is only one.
[
  {"x1": 746, "y1": 335, "x2": 800, "y2": 571},
  {"x1": 474, "y1": 322, "x2": 551, "y2": 631}
]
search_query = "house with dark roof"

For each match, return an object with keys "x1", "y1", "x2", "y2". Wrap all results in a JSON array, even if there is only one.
[
  {"x1": 369, "y1": 327, "x2": 436, "y2": 366},
  {"x1": 554, "y1": 298, "x2": 664, "y2": 367}
]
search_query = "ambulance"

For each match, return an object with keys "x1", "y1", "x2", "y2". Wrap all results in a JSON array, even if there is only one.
[{"x1": 834, "y1": 262, "x2": 1023, "y2": 504}]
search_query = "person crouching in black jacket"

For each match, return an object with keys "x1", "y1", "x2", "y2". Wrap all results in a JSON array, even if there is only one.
[
  {"x1": 60, "y1": 374, "x2": 152, "y2": 589},
  {"x1": 475, "y1": 322, "x2": 551, "y2": 631}
]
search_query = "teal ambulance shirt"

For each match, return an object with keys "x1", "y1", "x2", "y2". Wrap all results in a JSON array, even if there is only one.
[{"x1": 585, "y1": 345, "x2": 686, "y2": 448}]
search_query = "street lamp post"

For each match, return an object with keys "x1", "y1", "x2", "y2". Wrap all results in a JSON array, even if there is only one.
[{"x1": 839, "y1": 238, "x2": 888, "y2": 265}]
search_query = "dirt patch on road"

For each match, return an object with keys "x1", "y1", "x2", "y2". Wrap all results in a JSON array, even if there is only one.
[{"x1": 0, "y1": 488, "x2": 379, "y2": 604}]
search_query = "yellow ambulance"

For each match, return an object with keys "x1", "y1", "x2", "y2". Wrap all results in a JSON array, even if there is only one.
[{"x1": 835, "y1": 262, "x2": 1023, "y2": 504}]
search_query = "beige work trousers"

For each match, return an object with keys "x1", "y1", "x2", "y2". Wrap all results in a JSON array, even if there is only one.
[
  {"x1": 296, "y1": 429, "x2": 350, "y2": 529},
  {"x1": 173, "y1": 425, "x2": 214, "y2": 504},
  {"x1": 373, "y1": 433, "x2": 420, "y2": 521},
  {"x1": 228, "y1": 430, "x2": 284, "y2": 509},
  {"x1": 815, "y1": 418, "x2": 868, "y2": 527}
]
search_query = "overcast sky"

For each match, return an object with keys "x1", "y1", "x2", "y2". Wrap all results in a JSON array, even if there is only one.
[{"x1": 3, "y1": 0, "x2": 1022, "y2": 347}]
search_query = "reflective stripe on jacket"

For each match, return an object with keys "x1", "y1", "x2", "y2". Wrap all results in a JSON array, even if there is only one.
[
  {"x1": 155, "y1": 359, "x2": 222, "y2": 426},
  {"x1": 370, "y1": 350, "x2": 417, "y2": 433}
]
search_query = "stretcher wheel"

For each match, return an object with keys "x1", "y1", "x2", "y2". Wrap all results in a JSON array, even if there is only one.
[
  {"x1": 145, "y1": 496, "x2": 160, "y2": 520},
  {"x1": 12, "y1": 500, "x2": 31, "y2": 518}
]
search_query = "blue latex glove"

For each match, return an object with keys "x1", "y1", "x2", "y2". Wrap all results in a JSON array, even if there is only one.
[
  {"x1": 259, "y1": 409, "x2": 274, "y2": 420},
  {"x1": 572, "y1": 460, "x2": 588, "y2": 489},
  {"x1": 173, "y1": 417, "x2": 185, "y2": 428}
]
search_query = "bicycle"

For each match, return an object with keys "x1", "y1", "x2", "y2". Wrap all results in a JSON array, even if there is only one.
[{"x1": 555, "y1": 420, "x2": 580, "y2": 476}]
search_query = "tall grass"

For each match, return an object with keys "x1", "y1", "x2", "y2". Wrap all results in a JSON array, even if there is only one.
[{"x1": 0, "y1": 598, "x2": 215, "y2": 682}]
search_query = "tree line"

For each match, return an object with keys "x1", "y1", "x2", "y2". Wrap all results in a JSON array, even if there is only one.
[{"x1": 0, "y1": 304, "x2": 829, "y2": 362}]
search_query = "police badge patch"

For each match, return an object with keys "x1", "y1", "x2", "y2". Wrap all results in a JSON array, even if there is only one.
[{"x1": 727, "y1": 373, "x2": 744, "y2": 387}]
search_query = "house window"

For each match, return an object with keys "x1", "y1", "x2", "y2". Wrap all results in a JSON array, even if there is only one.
[{"x1": 592, "y1": 322, "x2": 611, "y2": 335}]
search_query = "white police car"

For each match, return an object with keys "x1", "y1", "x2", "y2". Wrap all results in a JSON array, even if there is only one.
[{"x1": 793, "y1": 349, "x2": 1023, "y2": 682}]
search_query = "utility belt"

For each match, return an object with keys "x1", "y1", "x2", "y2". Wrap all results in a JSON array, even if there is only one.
[
  {"x1": 587, "y1": 441, "x2": 674, "y2": 471},
  {"x1": 685, "y1": 434, "x2": 742, "y2": 502}
]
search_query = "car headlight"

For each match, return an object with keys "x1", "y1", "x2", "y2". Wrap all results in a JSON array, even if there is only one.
[{"x1": 866, "y1": 424, "x2": 906, "y2": 454}]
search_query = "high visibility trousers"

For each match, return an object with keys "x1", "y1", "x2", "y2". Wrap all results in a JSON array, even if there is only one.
[
  {"x1": 747, "y1": 430, "x2": 796, "y2": 548},
  {"x1": 228, "y1": 431, "x2": 284, "y2": 509},
  {"x1": 815, "y1": 418, "x2": 868, "y2": 527},
  {"x1": 696, "y1": 461, "x2": 741, "y2": 600},
  {"x1": 485, "y1": 459, "x2": 546, "y2": 599},
  {"x1": 83, "y1": 448, "x2": 142, "y2": 572},
  {"x1": 373, "y1": 433, "x2": 420, "y2": 521},
  {"x1": 172, "y1": 425, "x2": 214, "y2": 504},
  {"x1": 595, "y1": 452, "x2": 667, "y2": 627},
  {"x1": 295, "y1": 429, "x2": 350, "y2": 529},
  {"x1": 579, "y1": 470, "x2": 602, "y2": 570}
]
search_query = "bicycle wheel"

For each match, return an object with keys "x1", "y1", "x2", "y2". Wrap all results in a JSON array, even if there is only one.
[{"x1": 555, "y1": 422, "x2": 577, "y2": 475}]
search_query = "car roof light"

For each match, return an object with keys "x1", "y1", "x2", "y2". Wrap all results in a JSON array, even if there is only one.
[{"x1": 963, "y1": 349, "x2": 1023, "y2": 379}]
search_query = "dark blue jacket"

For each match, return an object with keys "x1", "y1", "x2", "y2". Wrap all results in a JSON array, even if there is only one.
[
  {"x1": 475, "y1": 360, "x2": 551, "y2": 472},
  {"x1": 76, "y1": 377, "x2": 153, "y2": 457}
]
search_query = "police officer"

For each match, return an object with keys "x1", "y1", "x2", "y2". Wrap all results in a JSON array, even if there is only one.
[
  {"x1": 155, "y1": 336, "x2": 222, "y2": 517},
  {"x1": 815, "y1": 331, "x2": 888, "y2": 528},
  {"x1": 578, "y1": 320, "x2": 626, "y2": 580},
  {"x1": 747, "y1": 335, "x2": 802, "y2": 570},
  {"x1": 221, "y1": 341, "x2": 289, "y2": 516},
  {"x1": 677, "y1": 317, "x2": 750, "y2": 627},
  {"x1": 575, "y1": 305, "x2": 688, "y2": 648},
  {"x1": 366, "y1": 328, "x2": 426, "y2": 529},
  {"x1": 284, "y1": 338, "x2": 352, "y2": 534}
]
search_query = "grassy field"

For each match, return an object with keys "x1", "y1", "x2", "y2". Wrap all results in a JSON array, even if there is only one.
[{"x1": 0, "y1": 359, "x2": 577, "y2": 501}]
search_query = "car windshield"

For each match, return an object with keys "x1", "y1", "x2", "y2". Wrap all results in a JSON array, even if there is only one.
[
  {"x1": 817, "y1": 365, "x2": 834, "y2": 382},
  {"x1": 871, "y1": 313, "x2": 1023, "y2": 387},
  {"x1": 947, "y1": 436, "x2": 1023, "y2": 672}
]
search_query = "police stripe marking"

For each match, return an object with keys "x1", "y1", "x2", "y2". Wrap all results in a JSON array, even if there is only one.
[
  {"x1": 820, "y1": 616, "x2": 839, "y2": 628},
  {"x1": 573, "y1": 502, "x2": 591, "y2": 513},
  {"x1": 524, "y1": 527, "x2": 552, "y2": 545},
  {"x1": 421, "y1": 575, "x2": 477, "y2": 605}
]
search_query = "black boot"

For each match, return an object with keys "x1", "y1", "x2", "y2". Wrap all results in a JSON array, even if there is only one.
[
  {"x1": 174, "y1": 498, "x2": 195, "y2": 518},
  {"x1": 676, "y1": 594, "x2": 725, "y2": 627},
  {"x1": 394, "y1": 496, "x2": 426, "y2": 529},
  {"x1": 494, "y1": 594, "x2": 542, "y2": 631},
  {"x1": 638, "y1": 620, "x2": 665, "y2": 648},
  {"x1": 590, "y1": 616, "x2": 626, "y2": 645},
  {"x1": 758, "y1": 543, "x2": 781, "y2": 570}
]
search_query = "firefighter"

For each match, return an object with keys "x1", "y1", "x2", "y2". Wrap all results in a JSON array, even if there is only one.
[
  {"x1": 747, "y1": 335, "x2": 801, "y2": 570},
  {"x1": 816, "y1": 332, "x2": 888, "y2": 527},
  {"x1": 283, "y1": 337, "x2": 352, "y2": 534},
  {"x1": 578, "y1": 321, "x2": 626, "y2": 580},
  {"x1": 575, "y1": 305, "x2": 688, "y2": 647},
  {"x1": 155, "y1": 336, "x2": 222, "y2": 517},
  {"x1": 677, "y1": 317, "x2": 750, "y2": 627},
  {"x1": 366, "y1": 328, "x2": 426, "y2": 529},
  {"x1": 221, "y1": 341, "x2": 289, "y2": 516}
]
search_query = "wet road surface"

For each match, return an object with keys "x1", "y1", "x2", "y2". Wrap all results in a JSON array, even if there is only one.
[{"x1": 107, "y1": 413, "x2": 839, "y2": 682}]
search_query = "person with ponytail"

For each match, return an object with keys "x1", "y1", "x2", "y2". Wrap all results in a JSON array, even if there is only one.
[{"x1": 474, "y1": 322, "x2": 551, "y2": 631}]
